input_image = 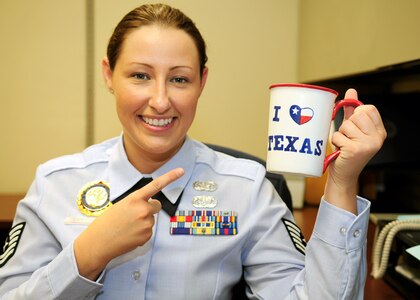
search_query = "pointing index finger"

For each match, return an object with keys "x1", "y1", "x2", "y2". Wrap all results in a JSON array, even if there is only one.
[{"x1": 139, "y1": 168, "x2": 185, "y2": 201}]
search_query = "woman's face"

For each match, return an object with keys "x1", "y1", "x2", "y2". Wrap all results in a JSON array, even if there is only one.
[{"x1": 103, "y1": 25, "x2": 208, "y2": 167}]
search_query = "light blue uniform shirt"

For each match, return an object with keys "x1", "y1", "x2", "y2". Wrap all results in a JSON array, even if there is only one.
[{"x1": 0, "y1": 136, "x2": 370, "y2": 299}]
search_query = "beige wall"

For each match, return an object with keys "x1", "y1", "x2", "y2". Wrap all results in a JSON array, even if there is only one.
[
  {"x1": 93, "y1": 0, "x2": 299, "y2": 156},
  {"x1": 2, "y1": 0, "x2": 420, "y2": 195},
  {"x1": 298, "y1": 0, "x2": 420, "y2": 82},
  {"x1": 0, "y1": 0, "x2": 298, "y2": 194},
  {"x1": 0, "y1": 0, "x2": 86, "y2": 193}
]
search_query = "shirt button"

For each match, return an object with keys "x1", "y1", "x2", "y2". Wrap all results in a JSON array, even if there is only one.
[
  {"x1": 353, "y1": 230, "x2": 361, "y2": 238},
  {"x1": 132, "y1": 270, "x2": 141, "y2": 281},
  {"x1": 339, "y1": 227, "x2": 347, "y2": 235}
]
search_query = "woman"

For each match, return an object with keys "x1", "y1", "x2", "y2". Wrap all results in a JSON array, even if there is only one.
[{"x1": 0, "y1": 3, "x2": 386, "y2": 299}]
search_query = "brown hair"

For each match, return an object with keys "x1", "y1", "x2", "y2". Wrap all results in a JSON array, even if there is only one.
[{"x1": 107, "y1": 3, "x2": 208, "y2": 74}]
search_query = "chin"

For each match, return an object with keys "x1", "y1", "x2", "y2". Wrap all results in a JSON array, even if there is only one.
[{"x1": 145, "y1": 138, "x2": 184, "y2": 155}]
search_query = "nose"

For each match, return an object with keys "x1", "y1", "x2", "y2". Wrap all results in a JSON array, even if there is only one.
[{"x1": 148, "y1": 81, "x2": 171, "y2": 113}]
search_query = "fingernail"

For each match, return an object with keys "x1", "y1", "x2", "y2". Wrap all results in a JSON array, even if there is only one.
[{"x1": 177, "y1": 168, "x2": 185, "y2": 176}]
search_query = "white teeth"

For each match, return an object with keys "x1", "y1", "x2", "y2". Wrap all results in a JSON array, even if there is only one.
[{"x1": 142, "y1": 117, "x2": 173, "y2": 127}]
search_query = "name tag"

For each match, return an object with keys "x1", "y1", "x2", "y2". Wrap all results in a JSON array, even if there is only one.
[
  {"x1": 64, "y1": 217, "x2": 94, "y2": 225},
  {"x1": 170, "y1": 210, "x2": 238, "y2": 235}
]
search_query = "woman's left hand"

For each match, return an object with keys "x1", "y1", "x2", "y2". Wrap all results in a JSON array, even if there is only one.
[{"x1": 324, "y1": 88, "x2": 387, "y2": 214}]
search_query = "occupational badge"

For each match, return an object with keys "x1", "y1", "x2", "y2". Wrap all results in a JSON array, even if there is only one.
[
  {"x1": 192, "y1": 195, "x2": 217, "y2": 208},
  {"x1": 77, "y1": 181, "x2": 111, "y2": 216},
  {"x1": 193, "y1": 180, "x2": 217, "y2": 192}
]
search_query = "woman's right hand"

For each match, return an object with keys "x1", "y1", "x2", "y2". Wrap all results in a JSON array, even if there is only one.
[{"x1": 73, "y1": 168, "x2": 184, "y2": 280}]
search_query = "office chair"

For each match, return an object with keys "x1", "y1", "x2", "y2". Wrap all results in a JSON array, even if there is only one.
[
  {"x1": 205, "y1": 143, "x2": 293, "y2": 212},
  {"x1": 205, "y1": 143, "x2": 294, "y2": 299}
]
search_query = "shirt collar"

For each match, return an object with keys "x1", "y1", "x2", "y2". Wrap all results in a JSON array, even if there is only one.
[{"x1": 108, "y1": 135, "x2": 196, "y2": 204}]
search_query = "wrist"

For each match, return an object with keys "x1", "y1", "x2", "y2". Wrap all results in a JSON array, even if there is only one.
[
  {"x1": 324, "y1": 175, "x2": 358, "y2": 215},
  {"x1": 74, "y1": 235, "x2": 108, "y2": 281}
]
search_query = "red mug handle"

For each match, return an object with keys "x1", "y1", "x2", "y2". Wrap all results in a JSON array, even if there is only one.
[{"x1": 323, "y1": 99, "x2": 364, "y2": 173}]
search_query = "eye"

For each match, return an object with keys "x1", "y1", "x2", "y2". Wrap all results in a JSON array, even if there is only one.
[
  {"x1": 170, "y1": 76, "x2": 189, "y2": 84},
  {"x1": 132, "y1": 73, "x2": 150, "y2": 80}
]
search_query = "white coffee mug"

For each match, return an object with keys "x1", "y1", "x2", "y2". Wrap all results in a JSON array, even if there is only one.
[{"x1": 267, "y1": 83, "x2": 362, "y2": 177}]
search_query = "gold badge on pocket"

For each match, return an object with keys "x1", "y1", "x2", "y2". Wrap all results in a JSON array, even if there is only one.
[{"x1": 77, "y1": 181, "x2": 112, "y2": 216}]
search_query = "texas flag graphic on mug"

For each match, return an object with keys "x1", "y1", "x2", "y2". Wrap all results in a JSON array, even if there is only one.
[{"x1": 289, "y1": 105, "x2": 314, "y2": 125}]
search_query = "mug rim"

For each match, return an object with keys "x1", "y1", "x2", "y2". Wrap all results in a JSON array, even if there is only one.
[{"x1": 269, "y1": 83, "x2": 338, "y2": 96}]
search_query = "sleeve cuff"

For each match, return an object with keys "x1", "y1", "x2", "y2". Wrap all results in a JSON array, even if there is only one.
[
  {"x1": 312, "y1": 197, "x2": 371, "y2": 252},
  {"x1": 47, "y1": 242, "x2": 103, "y2": 299}
]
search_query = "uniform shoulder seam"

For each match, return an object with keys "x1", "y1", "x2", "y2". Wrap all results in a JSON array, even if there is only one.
[
  {"x1": 196, "y1": 146, "x2": 265, "y2": 181},
  {"x1": 37, "y1": 138, "x2": 118, "y2": 177}
]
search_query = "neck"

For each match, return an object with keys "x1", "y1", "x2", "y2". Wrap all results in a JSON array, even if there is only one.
[
  {"x1": 130, "y1": 155, "x2": 171, "y2": 174},
  {"x1": 123, "y1": 137, "x2": 185, "y2": 174}
]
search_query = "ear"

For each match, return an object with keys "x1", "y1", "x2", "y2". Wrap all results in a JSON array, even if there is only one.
[
  {"x1": 199, "y1": 67, "x2": 209, "y2": 95},
  {"x1": 102, "y1": 57, "x2": 114, "y2": 92}
]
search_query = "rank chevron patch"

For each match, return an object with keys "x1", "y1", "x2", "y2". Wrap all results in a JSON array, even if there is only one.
[
  {"x1": 0, "y1": 222, "x2": 26, "y2": 268},
  {"x1": 282, "y1": 218, "x2": 306, "y2": 255}
]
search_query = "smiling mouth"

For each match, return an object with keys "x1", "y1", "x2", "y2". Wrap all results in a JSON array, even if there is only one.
[{"x1": 141, "y1": 116, "x2": 174, "y2": 127}]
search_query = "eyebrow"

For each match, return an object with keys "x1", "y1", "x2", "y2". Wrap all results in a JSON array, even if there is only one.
[{"x1": 127, "y1": 62, "x2": 194, "y2": 71}]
